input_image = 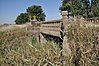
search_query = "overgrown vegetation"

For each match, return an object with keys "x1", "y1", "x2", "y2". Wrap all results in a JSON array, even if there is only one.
[
  {"x1": 67, "y1": 20, "x2": 99, "y2": 66},
  {"x1": 0, "y1": 28, "x2": 62, "y2": 66},
  {"x1": 60, "y1": 0, "x2": 99, "y2": 18},
  {"x1": 27, "y1": 5, "x2": 46, "y2": 21},
  {"x1": 15, "y1": 13, "x2": 29, "y2": 24},
  {"x1": 0, "y1": 20, "x2": 99, "y2": 66}
]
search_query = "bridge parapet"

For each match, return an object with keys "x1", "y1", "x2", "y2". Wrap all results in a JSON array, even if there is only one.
[
  {"x1": 85, "y1": 18, "x2": 99, "y2": 24},
  {"x1": 31, "y1": 11, "x2": 99, "y2": 65},
  {"x1": 40, "y1": 19, "x2": 63, "y2": 37},
  {"x1": 32, "y1": 19, "x2": 63, "y2": 37}
]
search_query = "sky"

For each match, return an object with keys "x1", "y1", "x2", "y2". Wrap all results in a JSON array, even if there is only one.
[{"x1": 0, "y1": 0, "x2": 61, "y2": 24}]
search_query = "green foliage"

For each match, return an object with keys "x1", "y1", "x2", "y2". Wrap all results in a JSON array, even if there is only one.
[
  {"x1": 15, "y1": 13, "x2": 29, "y2": 24},
  {"x1": 60, "y1": 0, "x2": 72, "y2": 11},
  {"x1": 27, "y1": 5, "x2": 46, "y2": 21},
  {"x1": 91, "y1": 0, "x2": 99, "y2": 17},
  {"x1": 60, "y1": 0, "x2": 99, "y2": 18},
  {"x1": 81, "y1": 0, "x2": 90, "y2": 18},
  {"x1": 71, "y1": 0, "x2": 83, "y2": 16},
  {"x1": 15, "y1": 5, "x2": 46, "y2": 24}
]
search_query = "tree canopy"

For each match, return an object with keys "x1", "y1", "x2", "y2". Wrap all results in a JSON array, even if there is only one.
[
  {"x1": 60, "y1": 0, "x2": 99, "y2": 18},
  {"x1": 91, "y1": 0, "x2": 99, "y2": 17},
  {"x1": 15, "y1": 13, "x2": 29, "y2": 24},
  {"x1": 15, "y1": 5, "x2": 46, "y2": 24},
  {"x1": 27, "y1": 5, "x2": 46, "y2": 21}
]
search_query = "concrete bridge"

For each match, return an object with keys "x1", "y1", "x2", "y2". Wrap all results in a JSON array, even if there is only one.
[
  {"x1": 31, "y1": 11, "x2": 99, "y2": 44},
  {"x1": 32, "y1": 19, "x2": 63, "y2": 43},
  {"x1": 31, "y1": 11, "x2": 99, "y2": 65}
]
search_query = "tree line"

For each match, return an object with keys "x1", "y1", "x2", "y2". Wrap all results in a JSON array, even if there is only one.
[
  {"x1": 15, "y1": 0, "x2": 99, "y2": 24},
  {"x1": 60, "y1": 0, "x2": 99, "y2": 18},
  {"x1": 15, "y1": 5, "x2": 46, "y2": 24}
]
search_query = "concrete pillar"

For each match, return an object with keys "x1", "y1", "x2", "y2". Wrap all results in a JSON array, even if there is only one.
[
  {"x1": 39, "y1": 33, "x2": 47, "y2": 44},
  {"x1": 61, "y1": 11, "x2": 71, "y2": 66},
  {"x1": 61, "y1": 11, "x2": 68, "y2": 27},
  {"x1": 31, "y1": 19, "x2": 40, "y2": 43}
]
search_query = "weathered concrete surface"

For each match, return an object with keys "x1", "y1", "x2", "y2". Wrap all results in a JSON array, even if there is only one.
[
  {"x1": 61, "y1": 11, "x2": 71, "y2": 66},
  {"x1": 39, "y1": 33, "x2": 47, "y2": 44}
]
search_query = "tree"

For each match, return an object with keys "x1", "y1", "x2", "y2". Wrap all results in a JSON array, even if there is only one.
[
  {"x1": 91, "y1": 0, "x2": 94, "y2": 6},
  {"x1": 60, "y1": 0, "x2": 70, "y2": 11},
  {"x1": 27, "y1": 5, "x2": 46, "y2": 21},
  {"x1": 15, "y1": 13, "x2": 29, "y2": 24},
  {"x1": 71, "y1": 0, "x2": 83, "y2": 16},
  {"x1": 15, "y1": 5, "x2": 46, "y2": 24},
  {"x1": 91, "y1": 0, "x2": 99, "y2": 17},
  {"x1": 82, "y1": 0, "x2": 90, "y2": 18},
  {"x1": 60, "y1": 0, "x2": 83, "y2": 17},
  {"x1": 60, "y1": 0, "x2": 99, "y2": 18}
]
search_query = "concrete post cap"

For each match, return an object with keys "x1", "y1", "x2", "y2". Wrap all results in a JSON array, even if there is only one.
[{"x1": 61, "y1": 11, "x2": 68, "y2": 16}]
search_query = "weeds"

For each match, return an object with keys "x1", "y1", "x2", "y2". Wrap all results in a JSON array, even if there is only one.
[
  {"x1": 67, "y1": 19, "x2": 99, "y2": 66},
  {"x1": 0, "y1": 28, "x2": 62, "y2": 66},
  {"x1": 0, "y1": 20, "x2": 98, "y2": 66}
]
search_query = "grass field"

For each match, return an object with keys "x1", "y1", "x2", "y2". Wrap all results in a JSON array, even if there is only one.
[
  {"x1": 0, "y1": 27, "x2": 62, "y2": 66},
  {"x1": 0, "y1": 21, "x2": 99, "y2": 66}
]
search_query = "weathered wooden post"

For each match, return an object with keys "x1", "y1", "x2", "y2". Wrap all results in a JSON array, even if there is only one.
[{"x1": 61, "y1": 11, "x2": 71, "y2": 66}]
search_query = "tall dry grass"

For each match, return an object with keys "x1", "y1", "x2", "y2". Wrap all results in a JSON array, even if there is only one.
[
  {"x1": 0, "y1": 20, "x2": 99, "y2": 66},
  {"x1": 67, "y1": 19, "x2": 99, "y2": 66},
  {"x1": 0, "y1": 27, "x2": 62, "y2": 66}
]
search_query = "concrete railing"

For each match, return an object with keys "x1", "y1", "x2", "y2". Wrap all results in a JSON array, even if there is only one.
[
  {"x1": 31, "y1": 17, "x2": 99, "y2": 38},
  {"x1": 41, "y1": 19, "x2": 63, "y2": 37},
  {"x1": 85, "y1": 18, "x2": 99, "y2": 24},
  {"x1": 31, "y1": 11, "x2": 99, "y2": 66},
  {"x1": 31, "y1": 19, "x2": 63, "y2": 37},
  {"x1": 32, "y1": 17, "x2": 99, "y2": 35}
]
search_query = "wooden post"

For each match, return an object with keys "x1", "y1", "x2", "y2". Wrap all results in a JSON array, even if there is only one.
[{"x1": 61, "y1": 11, "x2": 71, "y2": 66}]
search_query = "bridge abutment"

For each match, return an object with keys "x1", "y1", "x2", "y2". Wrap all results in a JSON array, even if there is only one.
[{"x1": 39, "y1": 33, "x2": 47, "y2": 44}]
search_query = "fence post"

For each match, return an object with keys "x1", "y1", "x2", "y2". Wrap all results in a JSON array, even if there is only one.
[{"x1": 61, "y1": 11, "x2": 71, "y2": 66}]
